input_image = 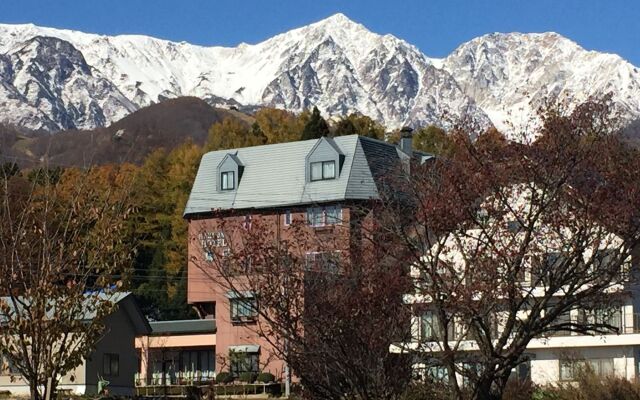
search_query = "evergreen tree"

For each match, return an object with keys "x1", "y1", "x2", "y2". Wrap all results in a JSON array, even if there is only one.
[
  {"x1": 0, "y1": 162, "x2": 19, "y2": 179},
  {"x1": 301, "y1": 106, "x2": 330, "y2": 140},
  {"x1": 334, "y1": 113, "x2": 385, "y2": 139},
  {"x1": 27, "y1": 167, "x2": 63, "y2": 185},
  {"x1": 334, "y1": 117, "x2": 357, "y2": 136}
]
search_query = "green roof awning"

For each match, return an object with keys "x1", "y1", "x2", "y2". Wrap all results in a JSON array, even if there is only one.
[{"x1": 149, "y1": 319, "x2": 216, "y2": 335}]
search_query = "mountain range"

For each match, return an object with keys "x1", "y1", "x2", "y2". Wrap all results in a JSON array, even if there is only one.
[{"x1": 0, "y1": 13, "x2": 639, "y2": 135}]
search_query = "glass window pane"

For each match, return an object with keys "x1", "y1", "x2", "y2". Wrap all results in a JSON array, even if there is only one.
[
  {"x1": 112, "y1": 355, "x2": 119, "y2": 376},
  {"x1": 307, "y1": 208, "x2": 323, "y2": 226},
  {"x1": 323, "y1": 161, "x2": 335, "y2": 179},
  {"x1": 221, "y1": 171, "x2": 235, "y2": 190},
  {"x1": 422, "y1": 311, "x2": 436, "y2": 340},
  {"x1": 310, "y1": 162, "x2": 322, "y2": 181},
  {"x1": 559, "y1": 360, "x2": 573, "y2": 380},
  {"x1": 326, "y1": 206, "x2": 341, "y2": 224},
  {"x1": 103, "y1": 355, "x2": 110, "y2": 375},
  {"x1": 284, "y1": 210, "x2": 291, "y2": 225},
  {"x1": 600, "y1": 359, "x2": 614, "y2": 376}
]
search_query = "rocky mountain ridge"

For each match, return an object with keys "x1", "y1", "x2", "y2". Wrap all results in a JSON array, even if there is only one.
[{"x1": 0, "y1": 14, "x2": 638, "y2": 135}]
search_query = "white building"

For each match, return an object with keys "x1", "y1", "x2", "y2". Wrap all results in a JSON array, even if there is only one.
[{"x1": 398, "y1": 185, "x2": 640, "y2": 386}]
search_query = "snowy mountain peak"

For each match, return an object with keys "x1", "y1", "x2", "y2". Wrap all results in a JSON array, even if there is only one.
[
  {"x1": 311, "y1": 13, "x2": 360, "y2": 29},
  {"x1": 0, "y1": 18, "x2": 638, "y2": 137},
  {"x1": 443, "y1": 31, "x2": 640, "y2": 134}
]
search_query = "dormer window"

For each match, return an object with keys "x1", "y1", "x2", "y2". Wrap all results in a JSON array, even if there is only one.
[
  {"x1": 305, "y1": 137, "x2": 344, "y2": 183},
  {"x1": 217, "y1": 152, "x2": 243, "y2": 192},
  {"x1": 310, "y1": 161, "x2": 336, "y2": 181},
  {"x1": 221, "y1": 171, "x2": 235, "y2": 190}
]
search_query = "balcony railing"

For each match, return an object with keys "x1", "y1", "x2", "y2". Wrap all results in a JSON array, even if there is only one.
[
  {"x1": 414, "y1": 313, "x2": 640, "y2": 344},
  {"x1": 136, "y1": 370, "x2": 216, "y2": 387}
]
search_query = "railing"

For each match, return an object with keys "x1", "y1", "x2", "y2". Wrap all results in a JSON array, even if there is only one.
[
  {"x1": 135, "y1": 370, "x2": 216, "y2": 387},
  {"x1": 135, "y1": 383, "x2": 283, "y2": 398},
  {"x1": 413, "y1": 313, "x2": 640, "y2": 344}
]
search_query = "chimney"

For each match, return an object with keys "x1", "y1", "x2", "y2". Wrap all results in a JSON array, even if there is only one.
[{"x1": 399, "y1": 126, "x2": 413, "y2": 155}]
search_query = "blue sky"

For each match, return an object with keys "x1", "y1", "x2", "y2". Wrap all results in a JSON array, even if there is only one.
[{"x1": 2, "y1": 0, "x2": 639, "y2": 65}]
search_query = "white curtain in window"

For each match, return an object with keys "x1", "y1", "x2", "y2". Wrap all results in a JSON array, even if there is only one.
[
  {"x1": 222, "y1": 171, "x2": 234, "y2": 189},
  {"x1": 311, "y1": 162, "x2": 323, "y2": 180},
  {"x1": 323, "y1": 161, "x2": 335, "y2": 179},
  {"x1": 307, "y1": 207, "x2": 323, "y2": 226}
]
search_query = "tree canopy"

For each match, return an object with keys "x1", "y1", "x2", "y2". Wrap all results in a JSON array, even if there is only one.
[{"x1": 301, "y1": 106, "x2": 330, "y2": 140}]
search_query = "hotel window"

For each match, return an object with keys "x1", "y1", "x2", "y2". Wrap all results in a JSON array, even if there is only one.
[
  {"x1": 284, "y1": 210, "x2": 292, "y2": 226},
  {"x1": 577, "y1": 307, "x2": 622, "y2": 332},
  {"x1": 103, "y1": 353, "x2": 119, "y2": 377},
  {"x1": 307, "y1": 205, "x2": 342, "y2": 226},
  {"x1": 310, "y1": 160, "x2": 336, "y2": 181},
  {"x1": 180, "y1": 350, "x2": 215, "y2": 374},
  {"x1": 230, "y1": 351, "x2": 259, "y2": 377},
  {"x1": 559, "y1": 358, "x2": 614, "y2": 381},
  {"x1": 230, "y1": 296, "x2": 258, "y2": 322},
  {"x1": 221, "y1": 171, "x2": 235, "y2": 190},
  {"x1": 420, "y1": 311, "x2": 442, "y2": 341},
  {"x1": 305, "y1": 251, "x2": 340, "y2": 273}
]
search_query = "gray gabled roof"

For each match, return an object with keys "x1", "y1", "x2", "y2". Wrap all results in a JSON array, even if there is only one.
[
  {"x1": 184, "y1": 135, "x2": 408, "y2": 216},
  {"x1": 0, "y1": 292, "x2": 151, "y2": 335},
  {"x1": 219, "y1": 152, "x2": 243, "y2": 167}
]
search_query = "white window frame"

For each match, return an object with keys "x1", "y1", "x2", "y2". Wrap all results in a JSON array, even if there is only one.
[
  {"x1": 230, "y1": 296, "x2": 258, "y2": 322},
  {"x1": 306, "y1": 205, "x2": 342, "y2": 227},
  {"x1": 310, "y1": 160, "x2": 336, "y2": 181},
  {"x1": 221, "y1": 171, "x2": 235, "y2": 190}
]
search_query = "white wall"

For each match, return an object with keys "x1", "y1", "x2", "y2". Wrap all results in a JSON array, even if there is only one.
[
  {"x1": 530, "y1": 346, "x2": 636, "y2": 385},
  {"x1": 0, "y1": 362, "x2": 87, "y2": 396}
]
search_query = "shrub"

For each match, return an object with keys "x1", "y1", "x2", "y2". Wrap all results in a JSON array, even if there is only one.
[
  {"x1": 503, "y1": 379, "x2": 536, "y2": 400},
  {"x1": 256, "y1": 372, "x2": 276, "y2": 383},
  {"x1": 215, "y1": 372, "x2": 234, "y2": 384},
  {"x1": 238, "y1": 371, "x2": 257, "y2": 383},
  {"x1": 399, "y1": 381, "x2": 452, "y2": 400},
  {"x1": 537, "y1": 369, "x2": 640, "y2": 400}
]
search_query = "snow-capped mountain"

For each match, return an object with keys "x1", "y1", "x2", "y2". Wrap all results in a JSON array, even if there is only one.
[
  {"x1": 0, "y1": 14, "x2": 638, "y2": 134},
  {"x1": 0, "y1": 14, "x2": 488, "y2": 132},
  {"x1": 442, "y1": 32, "x2": 640, "y2": 134}
]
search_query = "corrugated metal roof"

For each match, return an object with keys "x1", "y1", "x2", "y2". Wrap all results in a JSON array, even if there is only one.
[
  {"x1": 149, "y1": 319, "x2": 216, "y2": 335},
  {"x1": 184, "y1": 135, "x2": 407, "y2": 215}
]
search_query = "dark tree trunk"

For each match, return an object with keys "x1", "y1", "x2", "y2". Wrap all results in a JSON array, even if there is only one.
[
  {"x1": 472, "y1": 373, "x2": 509, "y2": 400},
  {"x1": 29, "y1": 381, "x2": 40, "y2": 400}
]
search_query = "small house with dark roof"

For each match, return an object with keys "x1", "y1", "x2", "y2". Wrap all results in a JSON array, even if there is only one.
[{"x1": 0, "y1": 292, "x2": 150, "y2": 397}]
